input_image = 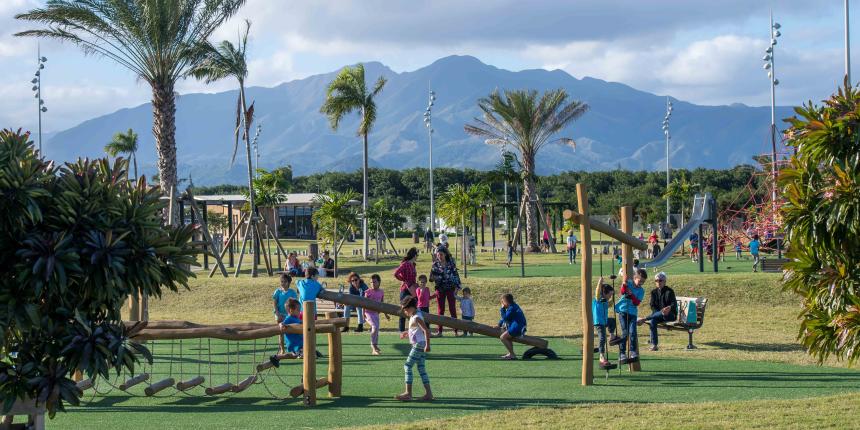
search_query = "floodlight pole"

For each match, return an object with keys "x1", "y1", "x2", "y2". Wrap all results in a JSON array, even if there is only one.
[
  {"x1": 847, "y1": 0, "x2": 852, "y2": 85},
  {"x1": 424, "y1": 84, "x2": 437, "y2": 232}
]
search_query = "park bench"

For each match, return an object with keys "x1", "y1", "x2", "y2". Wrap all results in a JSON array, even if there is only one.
[
  {"x1": 761, "y1": 257, "x2": 790, "y2": 273},
  {"x1": 656, "y1": 296, "x2": 708, "y2": 349}
]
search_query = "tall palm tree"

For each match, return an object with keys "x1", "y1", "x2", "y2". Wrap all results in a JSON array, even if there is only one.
[
  {"x1": 16, "y1": 0, "x2": 246, "y2": 223},
  {"x1": 188, "y1": 19, "x2": 258, "y2": 274},
  {"x1": 312, "y1": 190, "x2": 360, "y2": 276},
  {"x1": 437, "y1": 184, "x2": 477, "y2": 276},
  {"x1": 105, "y1": 128, "x2": 139, "y2": 181},
  {"x1": 465, "y1": 89, "x2": 587, "y2": 251},
  {"x1": 320, "y1": 64, "x2": 387, "y2": 260}
]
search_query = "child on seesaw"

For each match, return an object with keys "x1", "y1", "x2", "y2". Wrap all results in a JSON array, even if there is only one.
[
  {"x1": 269, "y1": 298, "x2": 303, "y2": 367},
  {"x1": 497, "y1": 293, "x2": 527, "y2": 360},
  {"x1": 592, "y1": 276, "x2": 618, "y2": 369},
  {"x1": 396, "y1": 296, "x2": 433, "y2": 402}
]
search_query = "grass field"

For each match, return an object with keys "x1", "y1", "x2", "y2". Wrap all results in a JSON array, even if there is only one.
[{"x1": 47, "y1": 240, "x2": 860, "y2": 429}]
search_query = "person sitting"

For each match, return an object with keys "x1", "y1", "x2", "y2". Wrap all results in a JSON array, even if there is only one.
[
  {"x1": 637, "y1": 271, "x2": 677, "y2": 351},
  {"x1": 319, "y1": 251, "x2": 335, "y2": 277},
  {"x1": 497, "y1": 293, "x2": 527, "y2": 360},
  {"x1": 286, "y1": 252, "x2": 301, "y2": 276}
]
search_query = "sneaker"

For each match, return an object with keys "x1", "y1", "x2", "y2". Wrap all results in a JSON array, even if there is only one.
[
  {"x1": 268, "y1": 355, "x2": 280, "y2": 368},
  {"x1": 609, "y1": 335, "x2": 623, "y2": 346},
  {"x1": 593, "y1": 347, "x2": 600, "y2": 354},
  {"x1": 316, "y1": 350, "x2": 324, "y2": 358},
  {"x1": 649, "y1": 345, "x2": 658, "y2": 351},
  {"x1": 630, "y1": 352, "x2": 640, "y2": 361},
  {"x1": 618, "y1": 353, "x2": 628, "y2": 364},
  {"x1": 599, "y1": 361, "x2": 617, "y2": 370},
  {"x1": 356, "y1": 324, "x2": 364, "y2": 333}
]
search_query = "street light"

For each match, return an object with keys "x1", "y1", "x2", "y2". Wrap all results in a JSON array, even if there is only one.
[
  {"x1": 31, "y1": 45, "x2": 47, "y2": 154},
  {"x1": 424, "y1": 85, "x2": 437, "y2": 232},
  {"x1": 662, "y1": 97, "x2": 673, "y2": 228},
  {"x1": 763, "y1": 12, "x2": 781, "y2": 205}
]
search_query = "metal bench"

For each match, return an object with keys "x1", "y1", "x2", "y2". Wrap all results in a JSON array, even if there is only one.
[
  {"x1": 656, "y1": 296, "x2": 708, "y2": 349},
  {"x1": 761, "y1": 257, "x2": 790, "y2": 273}
]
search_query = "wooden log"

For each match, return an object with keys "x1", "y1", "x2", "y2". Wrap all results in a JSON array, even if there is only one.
[
  {"x1": 576, "y1": 184, "x2": 594, "y2": 386},
  {"x1": 176, "y1": 376, "x2": 205, "y2": 391},
  {"x1": 75, "y1": 378, "x2": 94, "y2": 392},
  {"x1": 205, "y1": 382, "x2": 235, "y2": 395},
  {"x1": 620, "y1": 206, "x2": 642, "y2": 372},
  {"x1": 131, "y1": 318, "x2": 345, "y2": 331},
  {"x1": 231, "y1": 375, "x2": 257, "y2": 393},
  {"x1": 303, "y1": 301, "x2": 317, "y2": 406},
  {"x1": 314, "y1": 377, "x2": 329, "y2": 388},
  {"x1": 563, "y1": 209, "x2": 648, "y2": 250},
  {"x1": 255, "y1": 355, "x2": 298, "y2": 372},
  {"x1": 326, "y1": 312, "x2": 342, "y2": 397},
  {"x1": 119, "y1": 373, "x2": 149, "y2": 390},
  {"x1": 289, "y1": 384, "x2": 304, "y2": 398},
  {"x1": 133, "y1": 322, "x2": 343, "y2": 341},
  {"x1": 144, "y1": 378, "x2": 175, "y2": 396},
  {"x1": 317, "y1": 290, "x2": 549, "y2": 349}
]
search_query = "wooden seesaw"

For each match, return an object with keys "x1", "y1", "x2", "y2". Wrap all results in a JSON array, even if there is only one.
[{"x1": 316, "y1": 290, "x2": 557, "y2": 359}]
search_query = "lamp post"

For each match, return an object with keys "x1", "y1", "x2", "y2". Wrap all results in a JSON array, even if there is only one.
[
  {"x1": 661, "y1": 97, "x2": 673, "y2": 227},
  {"x1": 762, "y1": 13, "x2": 781, "y2": 205},
  {"x1": 847, "y1": 0, "x2": 852, "y2": 84},
  {"x1": 31, "y1": 44, "x2": 47, "y2": 154},
  {"x1": 423, "y1": 86, "x2": 436, "y2": 232}
]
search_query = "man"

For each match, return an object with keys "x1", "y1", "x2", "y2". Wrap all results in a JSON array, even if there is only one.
[
  {"x1": 423, "y1": 229, "x2": 434, "y2": 253},
  {"x1": 637, "y1": 272, "x2": 677, "y2": 351},
  {"x1": 566, "y1": 230, "x2": 578, "y2": 264}
]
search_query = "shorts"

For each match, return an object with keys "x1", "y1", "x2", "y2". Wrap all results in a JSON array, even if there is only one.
[{"x1": 506, "y1": 323, "x2": 525, "y2": 337}]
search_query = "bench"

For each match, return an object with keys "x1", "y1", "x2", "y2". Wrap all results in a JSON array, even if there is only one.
[
  {"x1": 656, "y1": 296, "x2": 708, "y2": 349},
  {"x1": 761, "y1": 257, "x2": 790, "y2": 273}
]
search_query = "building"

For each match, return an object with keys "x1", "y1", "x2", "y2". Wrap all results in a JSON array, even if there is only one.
[{"x1": 194, "y1": 193, "x2": 325, "y2": 240}]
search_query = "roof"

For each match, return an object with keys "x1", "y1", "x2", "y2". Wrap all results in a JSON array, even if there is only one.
[{"x1": 195, "y1": 193, "x2": 323, "y2": 206}]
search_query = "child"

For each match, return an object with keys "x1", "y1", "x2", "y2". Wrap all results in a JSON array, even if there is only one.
[
  {"x1": 396, "y1": 296, "x2": 433, "y2": 402},
  {"x1": 270, "y1": 298, "x2": 303, "y2": 367},
  {"x1": 296, "y1": 267, "x2": 325, "y2": 307},
  {"x1": 364, "y1": 274, "x2": 390, "y2": 355},
  {"x1": 272, "y1": 273, "x2": 298, "y2": 354},
  {"x1": 592, "y1": 277, "x2": 617, "y2": 369},
  {"x1": 735, "y1": 240, "x2": 743, "y2": 260},
  {"x1": 505, "y1": 240, "x2": 514, "y2": 268},
  {"x1": 750, "y1": 234, "x2": 761, "y2": 272},
  {"x1": 615, "y1": 269, "x2": 646, "y2": 365},
  {"x1": 416, "y1": 275, "x2": 431, "y2": 314},
  {"x1": 458, "y1": 287, "x2": 475, "y2": 336},
  {"x1": 497, "y1": 293, "x2": 527, "y2": 360},
  {"x1": 344, "y1": 272, "x2": 368, "y2": 332}
]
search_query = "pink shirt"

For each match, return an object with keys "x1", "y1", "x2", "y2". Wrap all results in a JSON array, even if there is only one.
[
  {"x1": 416, "y1": 287, "x2": 431, "y2": 308},
  {"x1": 364, "y1": 288, "x2": 384, "y2": 316}
]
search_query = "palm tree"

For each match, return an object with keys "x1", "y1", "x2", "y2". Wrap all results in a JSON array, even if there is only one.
[
  {"x1": 104, "y1": 128, "x2": 139, "y2": 181},
  {"x1": 16, "y1": 0, "x2": 246, "y2": 222},
  {"x1": 437, "y1": 184, "x2": 478, "y2": 276},
  {"x1": 312, "y1": 190, "x2": 360, "y2": 276},
  {"x1": 662, "y1": 172, "x2": 701, "y2": 228},
  {"x1": 320, "y1": 64, "x2": 387, "y2": 260},
  {"x1": 465, "y1": 89, "x2": 587, "y2": 251}
]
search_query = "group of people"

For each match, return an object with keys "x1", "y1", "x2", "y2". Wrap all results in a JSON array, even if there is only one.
[{"x1": 285, "y1": 250, "x2": 335, "y2": 277}]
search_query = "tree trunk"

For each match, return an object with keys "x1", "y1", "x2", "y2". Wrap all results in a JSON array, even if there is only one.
[
  {"x1": 132, "y1": 150, "x2": 139, "y2": 182},
  {"x1": 521, "y1": 182, "x2": 540, "y2": 253},
  {"x1": 240, "y1": 82, "x2": 258, "y2": 277},
  {"x1": 362, "y1": 128, "x2": 369, "y2": 261},
  {"x1": 152, "y1": 81, "x2": 178, "y2": 223}
]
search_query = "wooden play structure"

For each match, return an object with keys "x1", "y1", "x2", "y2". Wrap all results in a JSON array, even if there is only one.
[{"x1": 564, "y1": 183, "x2": 649, "y2": 386}]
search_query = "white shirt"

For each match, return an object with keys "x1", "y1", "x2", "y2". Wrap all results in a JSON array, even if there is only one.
[
  {"x1": 408, "y1": 312, "x2": 426, "y2": 345},
  {"x1": 567, "y1": 234, "x2": 578, "y2": 247}
]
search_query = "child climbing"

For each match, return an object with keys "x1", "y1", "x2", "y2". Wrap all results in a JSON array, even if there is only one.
[
  {"x1": 364, "y1": 274, "x2": 390, "y2": 355},
  {"x1": 615, "y1": 269, "x2": 646, "y2": 365},
  {"x1": 458, "y1": 287, "x2": 475, "y2": 336},
  {"x1": 272, "y1": 273, "x2": 297, "y2": 354},
  {"x1": 270, "y1": 298, "x2": 303, "y2": 367},
  {"x1": 396, "y1": 296, "x2": 433, "y2": 402},
  {"x1": 592, "y1": 277, "x2": 618, "y2": 369}
]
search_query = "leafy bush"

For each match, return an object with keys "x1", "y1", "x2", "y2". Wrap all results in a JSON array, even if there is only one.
[
  {"x1": 781, "y1": 84, "x2": 860, "y2": 365},
  {"x1": 0, "y1": 129, "x2": 197, "y2": 416}
]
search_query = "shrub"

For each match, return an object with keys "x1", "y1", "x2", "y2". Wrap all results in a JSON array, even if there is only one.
[{"x1": 0, "y1": 129, "x2": 197, "y2": 416}]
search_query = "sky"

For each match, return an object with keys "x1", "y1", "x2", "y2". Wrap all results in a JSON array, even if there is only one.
[{"x1": 0, "y1": 0, "x2": 854, "y2": 133}]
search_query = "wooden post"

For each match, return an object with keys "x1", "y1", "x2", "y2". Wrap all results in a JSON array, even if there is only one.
[
  {"x1": 128, "y1": 293, "x2": 140, "y2": 322},
  {"x1": 576, "y1": 184, "x2": 594, "y2": 386},
  {"x1": 302, "y1": 301, "x2": 317, "y2": 406},
  {"x1": 326, "y1": 311, "x2": 342, "y2": 397},
  {"x1": 490, "y1": 204, "x2": 496, "y2": 260},
  {"x1": 620, "y1": 206, "x2": 641, "y2": 372},
  {"x1": 227, "y1": 201, "x2": 235, "y2": 267}
]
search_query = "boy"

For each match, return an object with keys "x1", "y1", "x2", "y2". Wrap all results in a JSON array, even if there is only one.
[
  {"x1": 505, "y1": 240, "x2": 515, "y2": 268},
  {"x1": 458, "y1": 287, "x2": 475, "y2": 336},
  {"x1": 592, "y1": 277, "x2": 618, "y2": 369},
  {"x1": 749, "y1": 234, "x2": 761, "y2": 272},
  {"x1": 614, "y1": 269, "x2": 646, "y2": 365},
  {"x1": 272, "y1": 273, "x2": 297, "y2": 354},
  {"x1": 566, "y1": 230, "x2": 578, "y2": 264},
  {"x1": 270, "y1": 298, "x2": 303, "y2": 367},
  {"x1": 297, "y1": 267, "x2": 325, "y2": 305},
  {"x1": 416, "y1": 275, "x2": 431, "y2": 314}
]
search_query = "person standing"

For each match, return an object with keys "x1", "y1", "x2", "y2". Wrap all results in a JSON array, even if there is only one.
[
  {"x1": 566, "y1": 230, "x2": 578, "y2": 264},
  {"x1": 637, "y1": 272, "x2": 677, "y2": 351},
  {"x1": 394, "y1": 248, "x2": 419, "y2": 335},
  {"x1": 424, "y1": 229, "x2": 434, "y2": 253},
  {"x1": 648, "y1": 231, "x2": 658, "y2": 259},
  {"x1": 429, "y1": 247, "x2": 461, "y2": 336},
  {"x1": 750, "y1": 234, "x2": 761, "y2": 272}
]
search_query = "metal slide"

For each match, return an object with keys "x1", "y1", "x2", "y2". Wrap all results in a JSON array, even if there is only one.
[{"x1": 640, "y1": 194, "x2": 713, "y2": 269}]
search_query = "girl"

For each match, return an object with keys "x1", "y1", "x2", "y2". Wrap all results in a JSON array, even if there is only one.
[
  {"x1": 363, "y1": 274, "x2": 390, "y2": 355},
  {"x1": 416, "y1": 275, "x2": 431, "y2": 314},
  {"x1": 396, "y1": 296, "x2": 433, "y2": 402},
  {"x1": 286, "y1": 252, "x2": 301, "y2": 276},
  {"x1": 394, "y1": 248, "x2": 419, "y2": 335},
  {"x1": 429, "y1": 247, "x2": 460, "y2": 336},
  {"x1": 497, "y1": 293, "x2": 527, "y2": 360}
]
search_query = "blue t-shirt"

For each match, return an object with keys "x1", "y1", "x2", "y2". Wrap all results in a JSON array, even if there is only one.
[
  {"x1": 282, "y1": 315, "x2": 303, "y2": 354},
  {"x1": 749, "y1": 239, "x2": 760, "y2": 254},
  {"x1": 615, "y1": 280, "x2": 644, "y2": 316},
  {"x1": 592, "y1": 298, "x2": 608, "y2": 326},
  {"x1": 272, "y1": 288, "x2": 298, "y2": 316},
  {"x1": 297, "y1": 278, "x2": 324, "y2": 303}
]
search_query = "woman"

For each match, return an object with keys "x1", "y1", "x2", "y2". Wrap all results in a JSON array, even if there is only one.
[
  {"x1": 497, "y1": 293, "x2": 527, "y2": 360},
  {"x1": 394, "y1": 247, "x2": 419, "y2": 335},
  {"x1": 344, "y1": 272, "x2": 368, "y2": 332},
  {"x1": 429, "y1": 247, "x2": 460, "y2": 336},
  {"x1": 286, "y1": 252, "x2": 301, "y2": 276},
  {"x1": 648, "y1": 231, "x2": 658, "y2": 259}
]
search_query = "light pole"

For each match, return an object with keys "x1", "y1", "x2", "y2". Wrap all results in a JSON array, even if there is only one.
[
  {"x1": 423, "y1": 86, "x2": 436, "y2": 232},
  {"x1": 762, "y1": 13, "x2": 781, "y2": 205},
  {"x1": 661, "y1": 97, "x2": 673, "y2": 227},
  {"x1": 252, "y1": 123, "x2": 262, "y2": 177},
  {"x1": 847, "y1": 0, "x2": 852, "y2": 84},
  {"x1": 30, "y1": 44, "x2": 47, "y2": 154}
]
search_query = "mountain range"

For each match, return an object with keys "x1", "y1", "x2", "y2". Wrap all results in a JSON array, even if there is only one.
[{"x1": 44, "y1": 55, "x2": 794, "y2": 185}]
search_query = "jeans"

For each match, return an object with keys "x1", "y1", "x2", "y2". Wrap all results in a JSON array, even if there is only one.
[
  {"x1": 618, "y1": 312, "x2": 638, "y2": 356},
  {"x1": 399, "y1": 290, "x2": 411, "y2": 332},
  {"x1": 752, "y1": 252, "x2": 760, "y2": 271},
  {"x1": 596, "y1": 318, "x2": 617, "y2": 355},
  {"x1": 343, "y1": 304, "x2": 365, "y2": 325},
  {"x1": 568, "y1": 247, "x2": 577, "y2": 263},
  {"x1": 436, "y1": 289, "x2": 458, "y2": 333},
  {"x1": 404, "y1": 342, "x2": 429, "y2": 385},
  {"x1": 645, "y1": 310, "x2": 674, "y2": 346},
  {"x1": 462, "y1": 315, "x2": 474, "y2": 335}
]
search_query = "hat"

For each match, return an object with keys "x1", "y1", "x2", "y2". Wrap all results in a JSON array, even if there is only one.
[{"x1": 655, "y1": 272, "x2": 667, "y2": 281}]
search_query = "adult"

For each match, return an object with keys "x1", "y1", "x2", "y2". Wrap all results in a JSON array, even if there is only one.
[
  {"x1": 285, "y1": 252, "x2": 301, "y2": 276},
  {"x1": 749, "y1": 234, "x2": 761, "y2": 272},
  {"x1": 344, "y1": 272, "x2": 368, "y2": 332},
  {"x1": 424, "y1": 229, "x2": 435, "y2": 253},
  {"x1": 497, "y1": 293, "x2": 527, "y2": 360},
  {"x1": 429, "y1": 247, "x2": 460, "y2": 336},
  {"x1": 434, "y1": 234, "x2": 449, "y2": 260},
  {"x1": 566, "y1": 230, "x2": 578, "y2": 264},
  {"x1": 394, "y1": 247, "x2": 419, "y2": 334},
  {"x1": 648, "y1": 231, "x2": 658, "y2": 259},
  {"x1": 319, "y1": 251, "x2": 335, "y2": 277},
  {"x1": 637, "y1": 272, "x2": 677, "y2": 351}
]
